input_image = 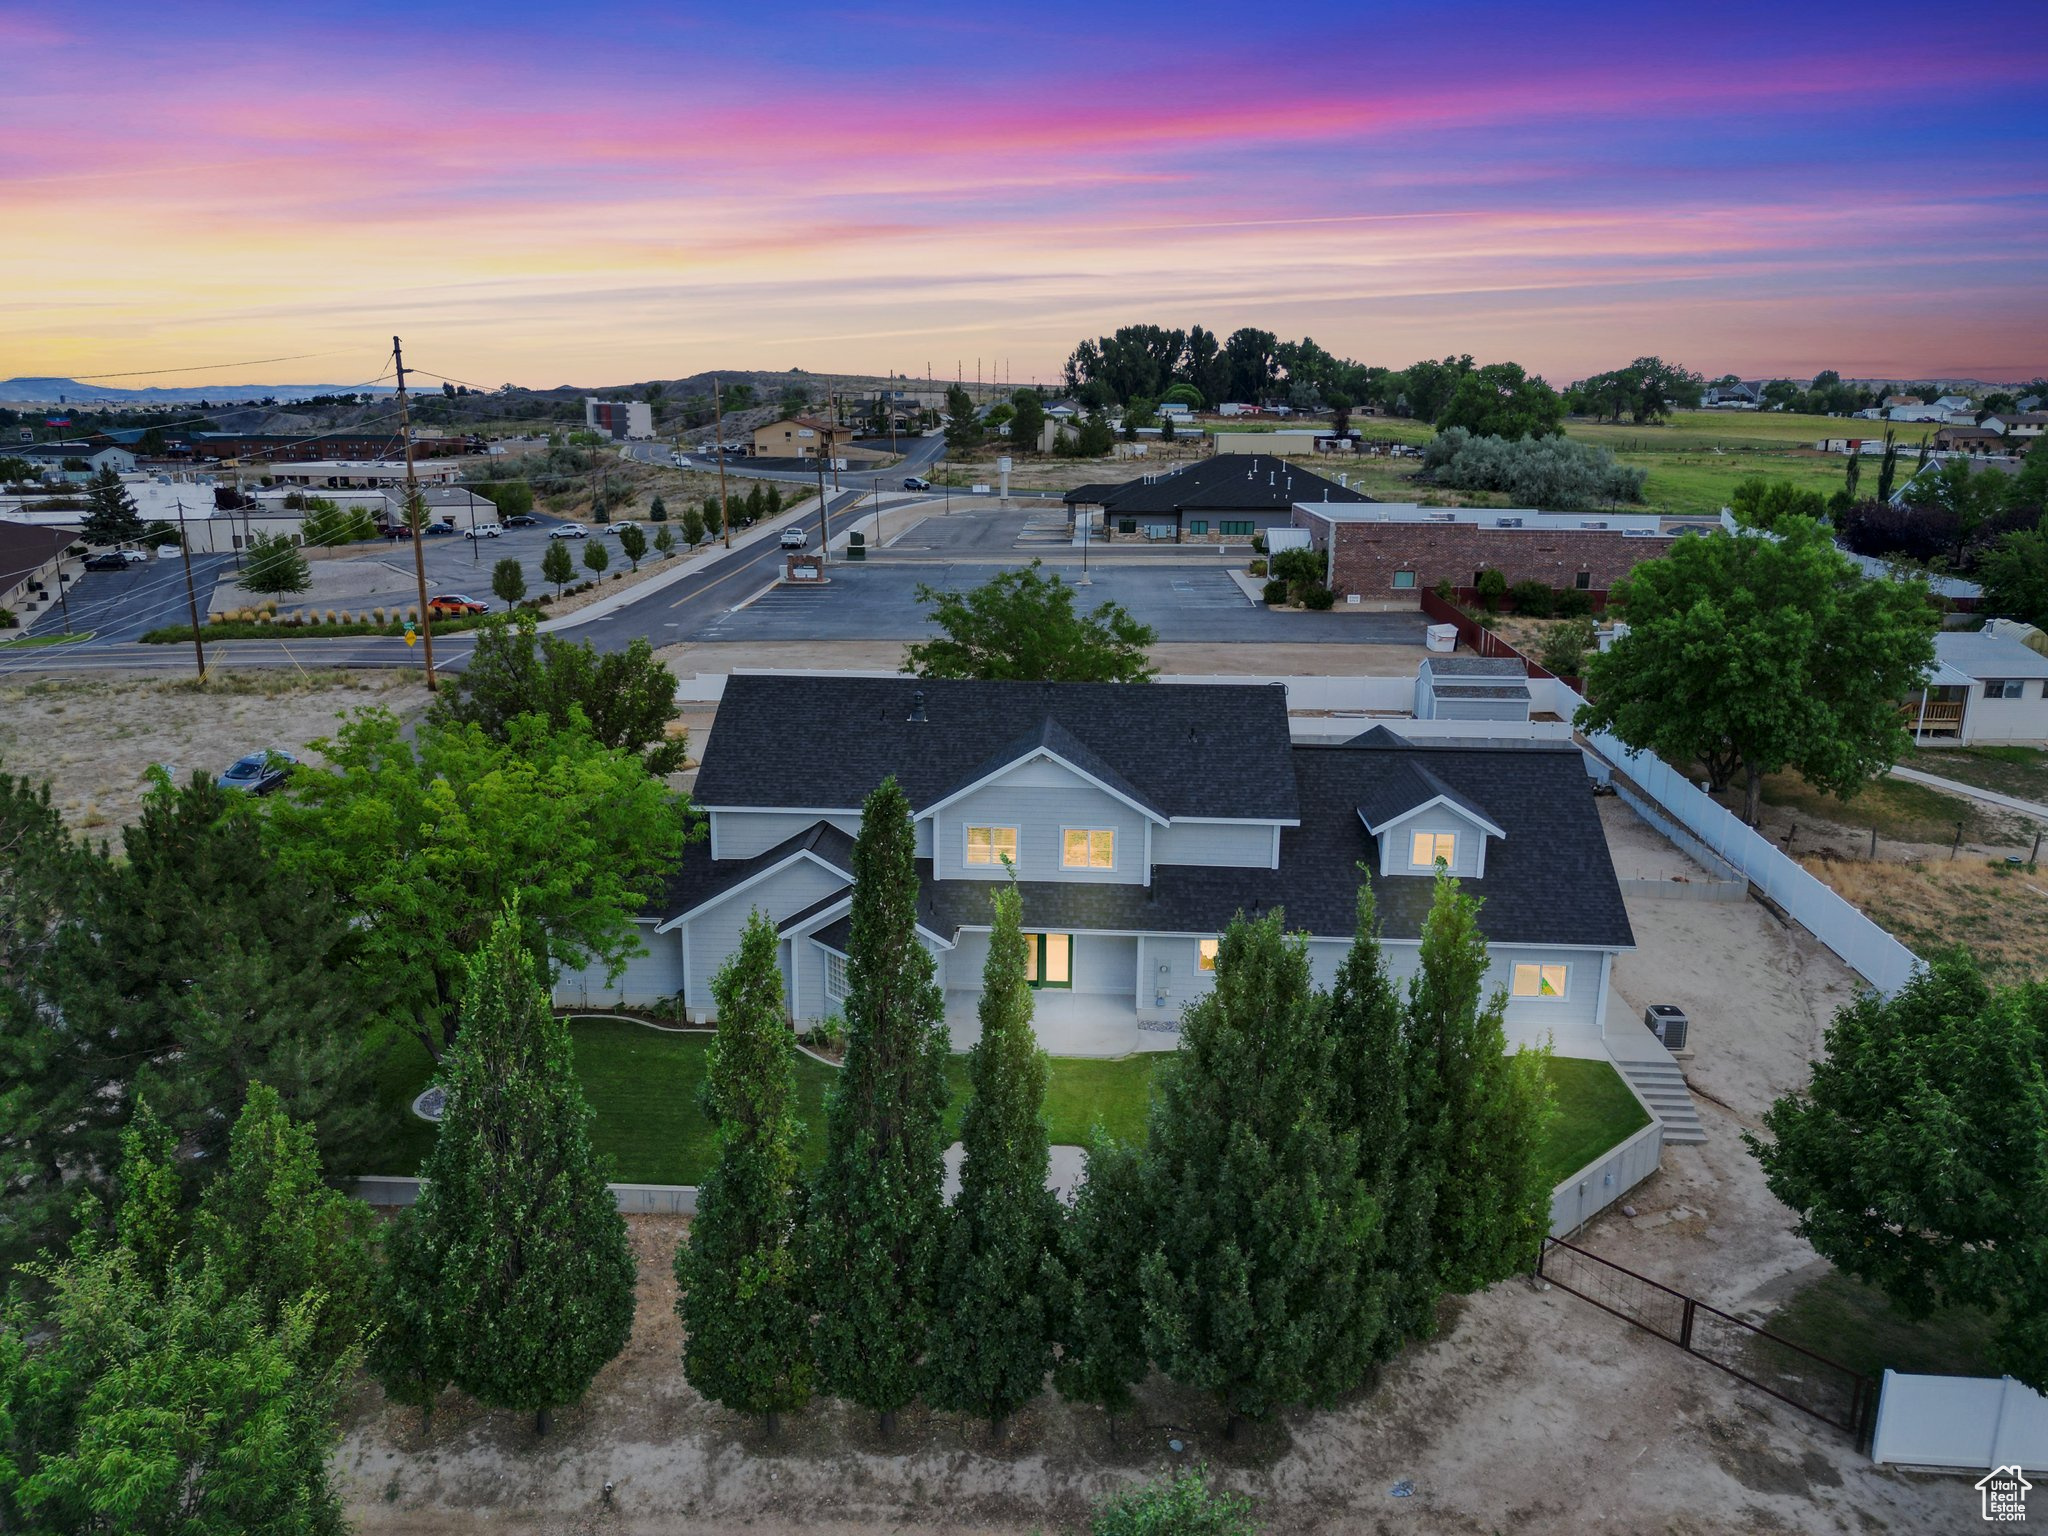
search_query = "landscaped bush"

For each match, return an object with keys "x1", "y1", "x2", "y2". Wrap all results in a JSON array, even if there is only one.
[
  {"x1": 1552, "y1": 586, "x2": 1594, "y2": 618},
  {"x1": 1248, "y1": 558, "x2": 1268, "y2": 577},
  {"x1": 1474, "y1": 568, "x2": 1508, "y2": 612},
  {"x1": 1422, "y1": 425, "x2": 1645, "y2": 508},
  {"x1": 1509, "y1": 580, "x2": 1554, "y2": 617},
  {"x1": 1539, "y1": 617, "x2": 1596, "y2": 676},
  {"x1": 1261, "y1": 577, "x2": 1289, "y2": 605},
  {"x1": 1300, "y1": 583, "x2": 1336, "y2": 610},
  {"x1": 1268, "y1": 547, "x2": 1322, "y2": 587}
]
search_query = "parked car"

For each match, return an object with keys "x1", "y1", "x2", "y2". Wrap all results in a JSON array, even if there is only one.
[
  {"x1": 463, "y1": 524, "x2": 503, "y2": 539},
  {"x1": 548, "y1": 523, "x2": 588, "y2": 539},
  {"x1": 217, "y1": 749, "x2": 297, "y2": 796},
  {"x1": 426, "y1": 593, "x2": 488, "y2": 616},
  {"x1": 155, "y1": 544, "x2": 182, "y2": 559},
  {"x1": 903, "y1": 476, "x2": 931, "y2": 491},
  {"x1": 606, "y1": 520, "x2": 640, "y2": 536},
  {"x1": 422, "y1": 521, "x2": 457, "y2": 536},
  {"x1": 118, "y1": 549, "x2": 149, "y2": 564},
  {"x1": 779, "y1": 526, "x2": 810, "y2": 549},
  {"x1": 82, "y1": 552, "x2": 129, "y2": 571},
  {"x1": 504, "y1": 514, "x2": 538, "y2": 528}
]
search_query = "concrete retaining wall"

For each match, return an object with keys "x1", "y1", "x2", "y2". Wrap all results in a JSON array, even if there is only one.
[{"x1": 1548, "y1": 1118, "x2": 1664, "y2": 1238}]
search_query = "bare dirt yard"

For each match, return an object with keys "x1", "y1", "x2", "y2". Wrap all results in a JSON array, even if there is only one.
[
  {"x1": 0, "y1": 669, "x2": 429, "y2": 831},
  {"x1": 334, "y1": 797, "x2": 1966, "y2": 1535}
]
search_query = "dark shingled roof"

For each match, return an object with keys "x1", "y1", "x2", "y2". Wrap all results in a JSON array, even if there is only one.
[
  {"x1": 653, "y1": 819, "x2": 855, "y2": 925},
  {"x1": 695, "y1": 675, "x2": 1299, "y2": 822},
  {"x1": 1354, "y1": 757, "x2": 1500, "y2": 835},
  {"x1": 1061, "y1": 454, "x2": 1371, "y2": 514},
  {"x1": 0, "y1": 520, "x2": 82, "y2": 594}
]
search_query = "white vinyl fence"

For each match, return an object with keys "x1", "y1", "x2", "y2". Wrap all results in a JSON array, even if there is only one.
[
  {"x1": 1871, "y1": 1371, "x2": 2048, "y2": 1472},
  {"x1": 1583, "y1": 730, "x2": 1923, "y2": 997}
]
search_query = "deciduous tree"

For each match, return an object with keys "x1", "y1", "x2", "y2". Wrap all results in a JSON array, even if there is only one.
[
  {"x1": 490, "y1": 556, "x2": 526, "y2": 610},
  {"x1": 582, "y1": 537, "x2": 610, "y2": 579},
  {"x1": 927, "y1": 882, "x2": 1058, "y2": 1434},
  {"x1": 807, "y1": 778, "x2": 950, "y2": 1433},
  {"x1": 240, "y1": 532, "x2": 311, "y2": 598},
  {"x1": 676, "y1": 910, "x2": 813, "y2": 1434},
  {"x1": 369, "y1": 908, "x2": 636, "y2": 1432},
  {"x1": 541, "y1": 537, "x2": 574, "y2": 594},
  {"x1": 906, "y1": 560, "x2": 1156, "y2": 683},
  {"x1": 1577, "y1": 516, "x2": 1937, "y2": 824},
  {"x1": 1434, "y1": 361, "x2": 1565, "y2": 440},
  {"x1": 1748, "y1": 955, "x2": 2048, "y2": 1392},
  {"x1": 617, "y1": 522, "x2": 647, "y2": 569}
]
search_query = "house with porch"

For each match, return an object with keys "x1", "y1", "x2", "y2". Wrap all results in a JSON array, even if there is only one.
[
  {"x1": 556, "y1": 675, "x2": 1635, "y2": 1060},
  {"x1": 1903, "y1": 622, "x2": 2048, "y2": 746}
]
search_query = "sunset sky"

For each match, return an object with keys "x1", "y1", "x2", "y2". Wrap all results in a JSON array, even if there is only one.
[{"x1": 5, "y1": 1, "x2": 2045, "y2": 390}]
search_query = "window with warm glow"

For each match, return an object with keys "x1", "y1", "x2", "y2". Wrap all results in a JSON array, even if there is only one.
[
  {"x1": 1062, "y1": 828, "x2": 1115, "y2": 869},
  {"x1": 1023, "y1": 933, "x2": 1073, "y2": 988},
  {"x1": 1511, "y1": 962, "x2": 1568, "y2": 999},
  {"x1": 1199, "y1": 938, "x2": 1219, "y2": 972},
  {"x1": 965, "y1": 825, "x2": 1018, "y2": 866},
  {"x1": 1410, "y1": 830, "x2": 1456, "y2": 868}
]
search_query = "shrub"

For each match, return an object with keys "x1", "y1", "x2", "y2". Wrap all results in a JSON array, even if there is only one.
[
  {"x1": 1422, "y1": 425, "x2": 1645, "y2": 508},
  {"x1": 1251, "y1": 532, "x2": 1268, "y2": 554},
  {"x1": 1269, "y1": 547, "x2": 1322, "y2": 587},
  {"x1": 1552, "y1": 586, "x2": 1594, "y2": 618},
  {"x1": 1300, "y1": 583, "x2": 1336, "y2": 610},
  {"x1": 1433, "y1": 577, "x2": 1455, "y2": 601},
  {"x1": 372, "y1": 607, "x2": 385, "y2": 623},
  {"x1": 1248, "y1": 558, "x2": 1268, "y2": 577},
  {"x1": 1261, "y1": 578, "x2": 1289, "y2": 605},
  {"x1": 1090, "y1": 1467, "x2": 1257, "y2": 1536},
  {"x1": 0, "y1": 607, "x2": 16, "y2": 628},
  {"x1": 1539, "y1": 617, "x2": 1596, "y2": 677},
  {"x1": 804, "y1": 1016, "x2": 846, "y2": 1053},
  {"x1": 1474, "y1": 568, "x2": 1508, "y2": 612},
  {"x1": 1508, "y1": 580, "x2": 1553, "y2": 617}
]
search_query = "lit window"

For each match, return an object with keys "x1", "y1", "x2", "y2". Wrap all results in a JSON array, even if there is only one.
[
  {"x1": 1023, "y1": 933, "x2": 1072, "y2": 989},
  {"x1": 965, "y1": 826, "x2": 1018, "y2": 866},
  {"x1": 1198, "y1": 938, "x2": 1219, "y2": 972},
  {"x1": 1392, "y1": 570, "x2": 1417, "y2": 589},
  {"x1": 1062, "y1": 828, "x2": 1115, "y2": 869},
  {"x1": 1410, "y1": 831, "x2": 1456, "y2": 868},
  {"x1": 1511, "y1": 963, "x2": 1568, "y2": 999}
]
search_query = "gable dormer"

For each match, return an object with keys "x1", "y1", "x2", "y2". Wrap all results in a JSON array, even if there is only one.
[{"x1": 1356, "y1": 759, "x2": 1505, "y2": 879}]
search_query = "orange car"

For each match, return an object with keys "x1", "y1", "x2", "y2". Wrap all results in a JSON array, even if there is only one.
[{"x1": 426, "y1": 594, "x2": 488, "y2": 616}]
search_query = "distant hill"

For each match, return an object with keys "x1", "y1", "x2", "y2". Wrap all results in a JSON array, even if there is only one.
[{"x1": 0, "y1": 377, "x2": 396, "y2": 406}]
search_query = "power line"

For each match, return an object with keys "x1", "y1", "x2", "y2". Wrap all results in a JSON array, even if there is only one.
[{"x1": 60, "y1": 351, "x2": 358, "y2": 381}]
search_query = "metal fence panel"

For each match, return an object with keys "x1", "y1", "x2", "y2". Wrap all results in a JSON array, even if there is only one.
[{"x1": 1584, "y1": 731, "x2": 1922, "y2": 996}]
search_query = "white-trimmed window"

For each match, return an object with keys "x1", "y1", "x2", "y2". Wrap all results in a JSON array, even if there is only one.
[
  {"x1": 1511, "y1": 962, "x2": 1568, "y2": 999},
  {"x1": 1410, "y1": 830, "x2": 1456, "y2": 868},
  {"x1": 824, "y1": 952, "x2": 849, "y2": 1006},
  {"x1": 1391, "y1": 569, "x2": 1417, "y2": 589},
  {"x1": 1062, "y1": 828, "x2": 1115, "y2": 869},
  {"x1": 1983, "y1": 679, "x2": 2027, "y2": 700},
  {"x1": 1198, "y1": 938, "x2": 1219, "y2": 972},
  {"x1": 965, "y1": 825, "x2": 1018, "y2": 866}
]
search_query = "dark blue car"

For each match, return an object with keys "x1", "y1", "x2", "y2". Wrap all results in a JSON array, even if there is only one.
[{"x1": 217, "y1": 749, "x2": 297, "y2": 795}]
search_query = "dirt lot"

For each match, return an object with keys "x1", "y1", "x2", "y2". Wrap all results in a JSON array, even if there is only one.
[
  {"x1": 334, "y1": 798, "x2": 1966, "y2": 1534},
  {"x1": 0, "y1": 669, "x2": 429, "y2": 831}
]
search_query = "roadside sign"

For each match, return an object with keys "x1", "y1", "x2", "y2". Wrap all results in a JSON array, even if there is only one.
[{"x1": 403, "y1": 621, "x2": 417, "y2": 648}]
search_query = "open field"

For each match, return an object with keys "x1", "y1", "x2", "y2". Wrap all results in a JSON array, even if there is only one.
[
  {"x1": 0, "y1": 669, "x2": 428, "y2": 831},
  {"x1": 1799, "y1": 853, "x2": 2048, "y2": 983},
  {"x1": 374, "y1": 1018, "x2": 1640, "y2": 1185},
  {"x1": 1754, "y1": 767, "x2": 2025, "y2": 848}
]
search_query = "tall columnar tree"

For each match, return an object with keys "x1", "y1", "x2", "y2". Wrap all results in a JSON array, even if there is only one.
[
  {"x1": 1140, "y1": 910, "x2": 1377, "y2": 1436},
  {"x1": 1050, "y1": 1130, "x2": 1152, "y2": 1433},
  {"x1": 807, "y1": 777, "x2": 950, "y2": 1433},
  {"x1": 676, "y1": 910, "x2": 814, "y2": 1434},
  {"x1": 1748, "y1": 954, "x2": 2048, "y2": 1392},
  {"x1": 1406, "y1": 872, "x2": 1554, "y2": 1298},
  {"x1": 369, "y1": 908, "x2": 636, "y2": 1432},
  {"x1": 79, "y1": 463, "x2": 144, "y2": 546},
  {"x1": 1324, "y1": 882, "x2": 1422, "y2": 1368},
  {"x1": 927, "y1": 881, "x2": 1059, "y2": 1434}
]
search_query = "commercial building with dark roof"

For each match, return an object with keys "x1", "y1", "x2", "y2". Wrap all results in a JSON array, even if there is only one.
[
  {"x1": 1062, "y1": 453, "x2": 1369, "y2": 543},
  {"x1": 557, "y1": 673, "x2": 1634, "y2": 1063}
]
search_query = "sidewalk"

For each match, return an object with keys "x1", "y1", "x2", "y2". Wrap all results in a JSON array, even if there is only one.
[{"x1": 1887, "y1": 762, "x2": 2048, "y2": 823}]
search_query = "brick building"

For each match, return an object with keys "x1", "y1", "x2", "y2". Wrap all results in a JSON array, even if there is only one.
[{"x1": 1291, "y1": 503, "x2": 1716, "y2": 599}]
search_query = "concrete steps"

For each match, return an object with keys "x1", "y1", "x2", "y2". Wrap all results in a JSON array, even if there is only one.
[{"x1": 1616, "y1": 1056, "x2": 1708, "y2": 1144}]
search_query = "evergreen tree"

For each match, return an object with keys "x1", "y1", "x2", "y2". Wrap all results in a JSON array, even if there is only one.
[
  {"x1": 79, "y1": 463, "x2": 144, "y2": 545},
  {"x1": 653, "y1": 524, "x2": 675, "y2": 558},
  {"x1": 680, "y1": 503, "x2": 706, "y2": 547},
  {"x1": 1139, "y1": 911, "x2": 1376, "y2": 1436},
  {"x1": 369, "y1": 908, "x2": 636, "y2": 1432},
  {"x1": 927, "y1": 882, "x2": 1058, "y2": 1434},
  {"x1": 1325, "y1": 883, "x2": 1426, "y2": 1365},
  {"x1": 766, "y1": 483, "x2": 783, "y2": 515},
  {"x1": 807, "y1": 777, "x2": 950, "y2": 1432},
  {"x1": 702, "y1": 494, "x2": 723, "y2": 539},
  {"x1": 744, "y1": 483, "x2": 765, "y2": 525},
  {"x1": 541, "y1": 537, "x2": 574, "y2": 595},
  {"x1": 648, "y1": 493, "x2": 668, "y2": 522},
  {"x1": 1050, "y1": 1130, "x2": 1151, "y2": 1432},
  {"x1": 676, "y1": 910, "x2": 813, "y2": 1433},
  {"x1": 1407, "y1": 872, "x2": 1554, "y2": 1298}
]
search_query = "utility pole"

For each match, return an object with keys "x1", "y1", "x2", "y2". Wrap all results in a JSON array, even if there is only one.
[
  {"x1": 174, "y1": 496, "x2": 206, "y2": 678},
  {"x1": 815, "y1": 454, "x2": 830, "y2": 556},
  {"x1": 393, "y1": 335, "x2": 436, "y2": 691},
  {"x1": 713, "y1": 378, "x2": 732, "y2": 548}
]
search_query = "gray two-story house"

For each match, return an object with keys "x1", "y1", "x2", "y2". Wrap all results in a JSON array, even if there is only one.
[{"x1": 557, "y1": 675, "x2": 1635, "y2": 1060}]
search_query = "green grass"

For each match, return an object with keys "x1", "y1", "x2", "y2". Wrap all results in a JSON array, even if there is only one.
[
  {"x1": 1757, "y1": 769, "x2": 2017, "y2": 846},
  {"x1": 1764, "y1": 1269, "x2": 2000, "y2": 1380},
  {"x1": 1900, "y1": 744, "x2": 2048, "y2": 806},
  {"x1": 0, "y1": 630, "x2": 93, "y2": 648},
  {"x1": 1538, "y1": 1056, "x2": 1651, "y2": 1186},
  {"x1": 374, "y1": 1018, "x2": 1644, "y2": 1189}
]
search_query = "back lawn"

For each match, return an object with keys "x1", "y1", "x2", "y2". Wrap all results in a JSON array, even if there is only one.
[
  {"x1": 373, "y1": 1017, "x2": 1648, "y2": 1191},
  {"x1": 1900, "y1": 743, "x2": 2048, "y2": 808}
]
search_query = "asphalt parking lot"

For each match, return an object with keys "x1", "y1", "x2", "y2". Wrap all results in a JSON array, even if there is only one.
[{"x1": 687, "y1": 559, "x2": 1428, "y2": 644}]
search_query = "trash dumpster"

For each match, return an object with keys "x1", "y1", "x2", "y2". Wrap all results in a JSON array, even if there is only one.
[{"x1": 846, "y1": 530, "x2": 866, "y2": 562}]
